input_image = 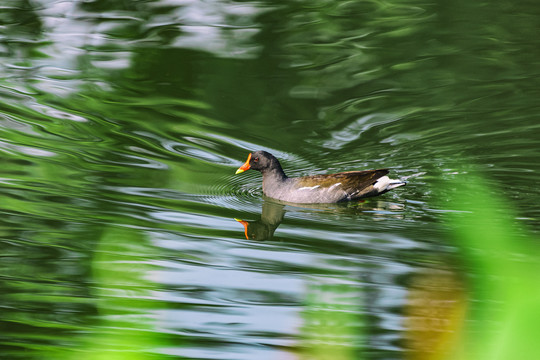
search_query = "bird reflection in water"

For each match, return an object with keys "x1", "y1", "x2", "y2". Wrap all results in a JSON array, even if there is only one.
[
  {"x1": 235, "y1": 198, "x2": 406, "y2": 241},
  {"x1": 235, "y1": 200, "x2": 285, "y2": 240}
]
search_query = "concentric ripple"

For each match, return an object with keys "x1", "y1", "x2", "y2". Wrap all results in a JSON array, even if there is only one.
[{"x1": 200, "y1": 172, "x2": 264, "y2": 211}]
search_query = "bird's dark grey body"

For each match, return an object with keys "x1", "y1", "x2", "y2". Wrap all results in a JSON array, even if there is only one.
[{"x1": 236, "y1": 150, "x2": 406, "y2": 204}]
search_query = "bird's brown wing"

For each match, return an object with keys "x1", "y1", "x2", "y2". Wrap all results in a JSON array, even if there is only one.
[{"x1": 295, "y1": 169, "x2": 389, "y2": 193}]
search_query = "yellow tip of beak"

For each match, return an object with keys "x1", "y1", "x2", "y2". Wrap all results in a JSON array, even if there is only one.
[{"x1": 236, "y1": 153, "x2": 252, "y2": 174}]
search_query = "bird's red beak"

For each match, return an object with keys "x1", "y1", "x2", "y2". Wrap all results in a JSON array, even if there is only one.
[{"x1": 235, "y1": 153, "x2": 252, "y2": 174}]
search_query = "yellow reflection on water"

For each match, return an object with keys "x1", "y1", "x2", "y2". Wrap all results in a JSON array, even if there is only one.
[{"x1": 405, "y1": 267, "x2": 466, "y2": 360}]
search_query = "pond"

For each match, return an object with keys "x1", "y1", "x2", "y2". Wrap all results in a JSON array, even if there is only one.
[{"x1": 1, "y1": 1, "x2": 540, "y2": 359}]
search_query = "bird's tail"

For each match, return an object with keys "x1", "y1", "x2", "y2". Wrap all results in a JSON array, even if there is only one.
[{"x1": 387, "y1": 179, "x2": 407, "y2": 190}]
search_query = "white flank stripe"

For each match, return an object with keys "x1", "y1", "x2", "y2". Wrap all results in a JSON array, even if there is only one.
[
  {"x1": 329, "y1": 182, "x2": 342, "y2": 190},
  {"x1": 298, "y1": 185, "x2": 320, "y2": 191}
]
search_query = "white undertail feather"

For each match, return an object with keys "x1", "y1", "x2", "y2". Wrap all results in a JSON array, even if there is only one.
[{"x1": 373, "y1": 176, "x2": 407, "y2": 192}]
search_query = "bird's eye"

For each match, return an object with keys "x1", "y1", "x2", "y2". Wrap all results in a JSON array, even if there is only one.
[{"x1": 254, "y1": 157, "x2": 259, "y2": 162}]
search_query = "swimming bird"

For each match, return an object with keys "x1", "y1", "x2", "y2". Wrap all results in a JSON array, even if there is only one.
[{"x1": 235, "y1": 150, "x2": 406, "y2": 204}]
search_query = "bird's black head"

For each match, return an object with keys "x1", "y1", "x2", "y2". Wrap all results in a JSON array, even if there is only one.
[{"x1": 236, "y1": 150, "x2": 281, "y2": 174}]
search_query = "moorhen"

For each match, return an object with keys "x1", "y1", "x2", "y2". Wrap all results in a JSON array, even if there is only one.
[{"x1": 235, "y1": 150, "x2": 406, "y2": 204}]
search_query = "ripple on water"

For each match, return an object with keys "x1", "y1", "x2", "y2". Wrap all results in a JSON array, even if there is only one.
[
  {"x1": 165, "y1": 141, "x2": 236, "y2": 165},
  {"x1": 100, "y1": 161, "x2": 263, "y2": 215},
  {"x1": 202, "y1": 173, "x2": 263, "y2": 211},
  {"x1": 135, "y1": 133, "x2": 272, "y2": 209}
]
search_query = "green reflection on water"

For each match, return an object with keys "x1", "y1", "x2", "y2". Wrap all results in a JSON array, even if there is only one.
[
  {"x1": 300, "y1": 281, "x2": 364, "y2": 360},
  {"x1": 74, "y1": 226, "x2": 170, "y2": 360}
]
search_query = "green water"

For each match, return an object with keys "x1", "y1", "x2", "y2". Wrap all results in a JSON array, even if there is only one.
[{"x1": 1, "y1": 1, "x2": 539, "y2": 359}]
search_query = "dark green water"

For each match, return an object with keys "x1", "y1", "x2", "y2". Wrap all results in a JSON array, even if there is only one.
[{"x1": 1, "y1": 1, "x2": 540, "y2": 359}]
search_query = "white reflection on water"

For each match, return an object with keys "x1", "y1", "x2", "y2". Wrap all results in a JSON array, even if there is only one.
[
  {"x1": 0, "y1": 140, "x2": 56, "y2": 157},
  {"x1": 321, "y1": 113, "x2": 403, "y2": 150}
]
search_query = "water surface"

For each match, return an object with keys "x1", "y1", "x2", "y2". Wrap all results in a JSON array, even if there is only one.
[{"x1": 1, "y1": 1, "x2": 540, "y2": 359}]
